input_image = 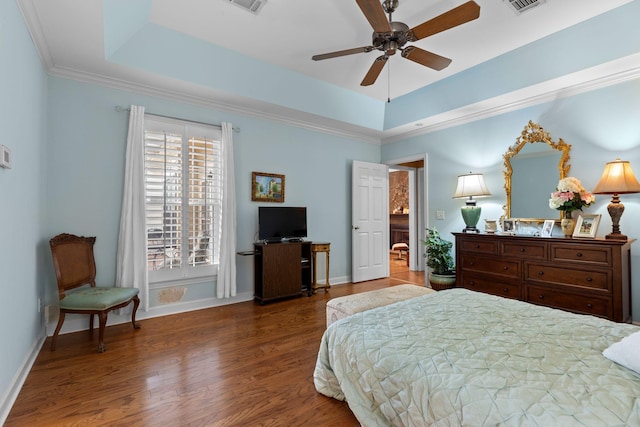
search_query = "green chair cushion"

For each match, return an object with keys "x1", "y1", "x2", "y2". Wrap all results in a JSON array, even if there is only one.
[{"x1": 60, "y1": 287, "x2": 139, "y2": 311}]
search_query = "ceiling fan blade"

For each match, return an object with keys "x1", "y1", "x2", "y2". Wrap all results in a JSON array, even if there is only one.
[
  {"x1": 402, "y1": 46, "x2": 451, "y2": 71},
  {"x1": 361, "y1": 55, "x2": 388, "y2": 86},
  {"x1": 409, "y1": 0, "x2": 480, "y2": 41},
  {"x1": 356, "y1": 0, "x2": 392, "y2": 33},
  {"x1": 312, "y1": 46, "x2": 374, "y2": 61}
]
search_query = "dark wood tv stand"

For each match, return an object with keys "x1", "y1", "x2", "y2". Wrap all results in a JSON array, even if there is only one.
[{"x1": 253, "y1": 241, "x2": 312, "y2": 304}]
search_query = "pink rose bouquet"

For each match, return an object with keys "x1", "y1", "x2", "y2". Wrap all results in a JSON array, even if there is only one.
[{"x1": 549, "y1": 177, "x2": 595, "y2": 214}]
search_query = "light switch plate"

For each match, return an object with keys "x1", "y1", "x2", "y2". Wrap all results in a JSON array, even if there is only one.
[
  {"x1": 0, "y1": 145, "x2": 11, "y2": 169},
  {"x1": 436, "y1": 210, "x2": 445, "y2": 220}
]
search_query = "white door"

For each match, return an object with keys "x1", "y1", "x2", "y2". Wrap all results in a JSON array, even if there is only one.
[{"x1": 352, "y1": 160, "x2": 389, "y2": 282}]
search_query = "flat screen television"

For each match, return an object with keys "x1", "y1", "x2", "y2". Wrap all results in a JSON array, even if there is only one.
[{"x1": 258, "y1": 206, "x2": 307, "y2": 242}]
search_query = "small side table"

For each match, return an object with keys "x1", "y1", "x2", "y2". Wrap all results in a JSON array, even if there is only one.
[{"x1": 311, "y1": 242, "x2": 330, "y2": 293}]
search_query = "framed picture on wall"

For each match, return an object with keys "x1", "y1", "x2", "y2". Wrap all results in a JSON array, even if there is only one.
[
  {"x1": 541, "y1": 220, "x2": 555, "y2": 237},
  {"x1": 252, "y1": 172, "x2": 285, "y2": 202},
  {"x1": 573, "y1": 214, "x2": 601, "y2": 238}
]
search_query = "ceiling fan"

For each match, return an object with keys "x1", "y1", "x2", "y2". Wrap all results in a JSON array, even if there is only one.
[{"x1": 311, "y1": 0, "x2": 480, "y2": 86}]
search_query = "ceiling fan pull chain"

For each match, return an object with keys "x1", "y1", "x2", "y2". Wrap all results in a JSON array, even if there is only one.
[{"x1": 387, "y1": 59, "x2": 391, "y2": 103}]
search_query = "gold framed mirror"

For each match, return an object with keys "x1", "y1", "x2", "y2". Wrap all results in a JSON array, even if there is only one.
[{"x1": 503, "y1": 121, "x2": 571, "y2": 219}]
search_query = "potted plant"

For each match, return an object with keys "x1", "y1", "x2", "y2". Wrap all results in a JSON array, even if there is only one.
[{"x1": 423, "y1": 227, "x2": 456, "y2": 290}]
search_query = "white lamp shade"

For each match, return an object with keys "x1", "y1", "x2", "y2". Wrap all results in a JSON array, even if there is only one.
[
  {"x1": 593, "y1": 159, "x2": 640, "y2": 194},
  {"x1": 453, "y1": 173, "x2": 491, "y2": 198}
]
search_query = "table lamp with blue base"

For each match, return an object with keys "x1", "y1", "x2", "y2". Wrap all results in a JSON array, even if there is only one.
[{"x1": 453, "y1": 172, "x2": 491, "y2": 233}]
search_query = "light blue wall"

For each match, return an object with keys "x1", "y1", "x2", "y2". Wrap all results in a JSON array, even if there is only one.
[
  {"x1": 44, "y1": 77, "x2": 380, "y2": 311},
  {"x1": 0, "y1": 0, "x2": 48, "y2": 418},
  {"x1": 382, "y1": 77, "x2": 640, "y2": 320},
  {"x1": 4, "y1": 0, "x2": 640, "y2": 420}
]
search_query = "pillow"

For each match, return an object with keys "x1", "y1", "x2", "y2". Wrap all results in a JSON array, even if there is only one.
[{"x1": 603, "y1": 330, "x2": 640, "y2": 375}]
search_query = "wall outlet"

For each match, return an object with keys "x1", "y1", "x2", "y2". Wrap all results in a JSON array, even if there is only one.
[{"x1": 436, "y1": 210, "x2": 445, "y2": 220}]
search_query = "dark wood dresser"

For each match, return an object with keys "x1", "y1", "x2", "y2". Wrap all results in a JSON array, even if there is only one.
[{"x1": 454, "y1": 233, "x2": 634, "y2": 322}]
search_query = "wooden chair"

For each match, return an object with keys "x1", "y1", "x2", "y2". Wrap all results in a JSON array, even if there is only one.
[{"x1": 49, "y1": 233, "x2": 141, "y2": 352}]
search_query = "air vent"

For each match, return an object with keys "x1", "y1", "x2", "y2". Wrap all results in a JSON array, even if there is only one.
[
  {"x1": 504, "y1": 0, "x2": 546, "y2": 14},
  {"x1": 227, "y1": 0, "x2": 267, "y2": 15}
]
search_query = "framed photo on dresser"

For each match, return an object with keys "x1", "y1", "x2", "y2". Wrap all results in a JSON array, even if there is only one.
[
  {"x1": 573, "y1": 214, "x2": 601, "y2": 238},
  {"x1": 541, "y1": 220, "x2": 555, "y2": 237},
  {"x1": 502, "y1": 218, "x2": 517, "y2": 234}
]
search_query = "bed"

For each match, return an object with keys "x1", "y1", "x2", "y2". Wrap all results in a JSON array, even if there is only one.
[{"x1": 314, "y1": 288, "x2": 640, "y2": 426}]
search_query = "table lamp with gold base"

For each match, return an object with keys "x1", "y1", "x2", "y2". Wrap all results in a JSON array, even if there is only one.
[{"x1": 592, "y1": 158, "x2": 640, "y2": 241}]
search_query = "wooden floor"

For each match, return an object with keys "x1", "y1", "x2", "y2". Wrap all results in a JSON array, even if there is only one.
[{"x1": 6, "y1": 256, "x2": 424, "y2": 426}]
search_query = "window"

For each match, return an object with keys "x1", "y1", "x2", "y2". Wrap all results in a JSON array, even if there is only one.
[{"x1": 144, "y1": 116, "x2": 222, "y2": 283}]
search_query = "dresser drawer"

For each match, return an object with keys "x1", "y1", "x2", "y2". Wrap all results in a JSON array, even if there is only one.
[
  {"x1": 460, "y1": 273, "x2": 520, "y2": 299},
  {"x1": 525, "y1": 263, "x2": 610, "y2": 291},
  {"x1": 525, "y1": 285, "x2": 611, "y2": 318},
  {"x1": 500, "y1": 241, "x2": 547, "y2": 260},
  {"x1": 551, "y1": 244, "x2": 611, "y2": 266},
  {"x1": 460, "y1": 255, "x2": 520, "y2": 278},
  {"x1": 454, "y1": 233, "x2": 632, "y2": 323},
  {"x1": 459, "y1": 238, "x2": 498, "y2": 255}
]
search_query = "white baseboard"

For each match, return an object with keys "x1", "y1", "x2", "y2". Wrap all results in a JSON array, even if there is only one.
[
  {"x1": 0, "y1": 326, "x2": 47, "y2": 426},
  {"x1": 45, "y1": 292, "x2": 254, "y2": 336}
]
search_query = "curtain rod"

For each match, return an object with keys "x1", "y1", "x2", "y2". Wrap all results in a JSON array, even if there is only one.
[{"x1": 114, "y1": 106, "x2": 240, "y2": 133}]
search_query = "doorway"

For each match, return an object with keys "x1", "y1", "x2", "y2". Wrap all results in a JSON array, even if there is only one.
[{"x1": 387, "y1": 157, "x2": 426, "y2": 283}]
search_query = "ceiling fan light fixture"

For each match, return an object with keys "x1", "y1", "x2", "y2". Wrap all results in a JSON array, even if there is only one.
[{"x1": 386, "y1": 41, "x2": 398, "y2": 55}]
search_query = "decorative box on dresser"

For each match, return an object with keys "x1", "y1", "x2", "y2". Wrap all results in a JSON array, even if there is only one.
[{"x1": 454, "y1": 233, "x2": 634, "y2": 323}]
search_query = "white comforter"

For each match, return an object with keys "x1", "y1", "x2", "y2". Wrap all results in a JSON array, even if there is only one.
[{"x1": 314, "y1": 289, "x2": 640, "y2": 426}]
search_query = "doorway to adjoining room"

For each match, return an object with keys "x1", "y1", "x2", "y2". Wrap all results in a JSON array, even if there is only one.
[{"x1": 388, "y1": 165, "x2": 424, "y2": 286}]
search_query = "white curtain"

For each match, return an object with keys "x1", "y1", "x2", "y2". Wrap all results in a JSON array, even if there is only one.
[
  {"x1": 217, "y1": 122, "x2": 237, "y2": 298},
  {"x1": 116, "y1": 105, "x2": 149, "y2": 311}
]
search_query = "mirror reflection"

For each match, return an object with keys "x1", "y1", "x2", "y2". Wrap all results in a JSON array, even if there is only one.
[{"x1": 503, "y1": 121, "x2": 571, "y2": 219}]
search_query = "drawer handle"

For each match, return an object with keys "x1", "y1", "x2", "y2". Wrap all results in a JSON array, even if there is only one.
[
  {"x1": 538, "y1": 295, "x2": 544, "y2": 300},
  {"x1": 537, "y1": 271, "x2": 544, "y2": 276},
  {"x1": 475, "y1": 244, "x2": 480, "y2": 249},
  {"x1": 586, "y1": 277, "x2": 593, "y2": 282},
  {"x1": 519, "y1": 248, "x2": 525, "y2": 252},
  {"x1": 469, "y1": 281, "x2": 475, "y2": 286},
  {"x1": 503, "y1": 266, "x2": 508, "y2": 271},
  {"x1": 576, "y1": 252, "x2": 583, "y2": 257},
  {"x1": 587, "y1": 303, "x2": 593, "y2": 309},
  {"x1": 470, "y1": 261, "x2": 475, "y2": 266},
  {"x1": 503, "y1": 288, "x2": 509, "y2": 293}
]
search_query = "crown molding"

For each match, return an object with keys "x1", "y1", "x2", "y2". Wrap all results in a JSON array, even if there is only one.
[
  {"x1": 16, "y1": 0, "x2": 54, "y2": 70},
  {"x1": 381, "y1": 53, "x2": 640, "y2": 144},
  {"x1": 17, "y1": 0, "x2": 640, "y2": 146},
  {"x1": 46, "y1": 65, "x2": 384, "y2": 145},
  {"x1": 47, "y1": 52, "x2": 640, "y2": 149}
]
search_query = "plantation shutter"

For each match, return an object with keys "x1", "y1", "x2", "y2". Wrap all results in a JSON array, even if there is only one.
[
  {"x1": 186, "y1": 128, "x2": 221, "y2": 268},
  {"x1": 145, "y1": 128, "x2": 183, "y2": 271},
  {"x1": 144, "y1": 117, "x2": 221, "y2": 281}
]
